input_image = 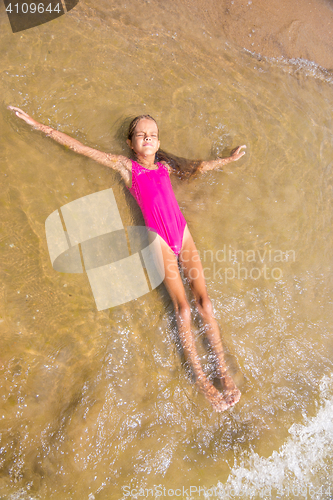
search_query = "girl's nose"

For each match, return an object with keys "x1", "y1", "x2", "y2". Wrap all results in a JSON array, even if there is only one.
[{"x1": 145, "y1": 136, "x2": 151, "y2": 141}]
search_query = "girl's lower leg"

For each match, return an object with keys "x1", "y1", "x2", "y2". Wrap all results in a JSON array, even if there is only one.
[
  {"x1": 156, "y1": 233, "x2": 238, "y2": 411},
  {"x1": 196, "y1": 302, "x2": 241, "y2": 406},
  {"x1": 178, "y1": 228, "x2": 241, "y2": 408},
  {"x1": 175, "y1": 305, "x2": 236, "y2": 411}
]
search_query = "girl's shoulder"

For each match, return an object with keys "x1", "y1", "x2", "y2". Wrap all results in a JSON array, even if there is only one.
[
  {"x1": 108, "y1": 155, "x2": 132, "y2": 187},
  {"x1": 118, "y1": 155, "x2": 133, "y2": 170},
  {"x1": 106, "y1": 154, "x2": 132, "y2": 173},
  {"x1": 158, "y1": 160, "x2": 172, "y2": 174}
]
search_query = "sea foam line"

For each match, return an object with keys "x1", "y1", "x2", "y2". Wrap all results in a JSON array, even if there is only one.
[{"x1": 214, "y1": 374, "x2": 333, "y2": 499}]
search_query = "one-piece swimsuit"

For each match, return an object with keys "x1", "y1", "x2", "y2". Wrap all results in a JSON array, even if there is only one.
[{"x1": 127, "y1": 160, "x2": 187, "y2": 256}]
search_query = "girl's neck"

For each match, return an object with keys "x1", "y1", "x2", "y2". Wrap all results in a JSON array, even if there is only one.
[{"x1": 134, "y1": 153, "x2": 156, "y2": 169}]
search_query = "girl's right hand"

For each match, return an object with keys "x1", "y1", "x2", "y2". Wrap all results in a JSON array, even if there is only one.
[{"x1": 8, "y1": 106, "x2": 40, "y2": 129}]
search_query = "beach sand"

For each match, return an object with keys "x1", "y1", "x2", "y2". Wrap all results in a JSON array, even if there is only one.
[{"x1": 186, "y1": 0, "x2": 333, "y2": 70}]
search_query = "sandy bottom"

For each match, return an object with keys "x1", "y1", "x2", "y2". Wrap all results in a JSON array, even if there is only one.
[{"x1": 183, "y1": 0, "x2": 333, "y2": 70}]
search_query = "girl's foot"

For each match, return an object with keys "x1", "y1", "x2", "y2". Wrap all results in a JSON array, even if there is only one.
[
  {"x1": 224, "y1": 387, "x2": 241, "y2": 407},
  {"x1": 217, "y1": 368, "x2": 241, "y2": 402},
  {"x1": 197, "y1": 376, "x2": 239, "y2": 412}
]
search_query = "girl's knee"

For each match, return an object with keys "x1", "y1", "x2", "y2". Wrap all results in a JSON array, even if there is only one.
[
  {"x1": 197, "y1": 294, "x2": 213, "y2": 319},
  {"x1": 174, "y1": 299, "x2": 191, "y2": 323}
]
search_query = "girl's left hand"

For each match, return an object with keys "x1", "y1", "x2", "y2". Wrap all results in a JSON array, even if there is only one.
[{"x1": 230, "y1": 145, "x2": 246, "y2": 161}]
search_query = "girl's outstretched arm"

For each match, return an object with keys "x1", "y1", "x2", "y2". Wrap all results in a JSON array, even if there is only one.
[
  {"x1": 198, "y1": 145, "x2": 246, "y2": 173},
  {"x1": 8, "y1": 106, "x2": 131, "y2": 185},
  {"x1": 164, "y1": 145, "x2": 246, "y2": 179}
]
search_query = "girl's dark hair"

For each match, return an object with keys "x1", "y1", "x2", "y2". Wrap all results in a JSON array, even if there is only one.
[{"x1": 127, "y1": 115, "x2": 201, "y2": 179}]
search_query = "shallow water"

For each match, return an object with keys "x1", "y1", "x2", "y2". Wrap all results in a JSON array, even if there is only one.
[{"x1": 1, "y1": 1, "x2": 333, "y2": 498}]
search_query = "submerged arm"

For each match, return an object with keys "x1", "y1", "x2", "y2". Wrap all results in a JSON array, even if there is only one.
[
  {"x1": 198, "y1": 145, "x2": 246, "y2": 174},
  {"x1": 165, "y1": 145, "x2": 246, "y2": 180},
  {"x1": 8, "y1": 106, "x2": 131, "y2": 183}
]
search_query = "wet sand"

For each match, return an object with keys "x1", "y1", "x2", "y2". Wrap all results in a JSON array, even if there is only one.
[{"x1": 186, "y1": 0, "x2": 333, "y2": 70}]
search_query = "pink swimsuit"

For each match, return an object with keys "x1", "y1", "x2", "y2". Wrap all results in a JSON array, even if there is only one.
[{"x1": 127, "y1": 160, "x2": 187, "y2": 256}]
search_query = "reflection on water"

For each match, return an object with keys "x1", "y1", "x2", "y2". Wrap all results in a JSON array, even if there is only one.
[{"x1": 1, "y1": 0, "x2": 333, "y2": 498}]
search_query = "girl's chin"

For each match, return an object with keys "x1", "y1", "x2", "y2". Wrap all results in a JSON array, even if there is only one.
[{"x1": 137, "y1": 150, "x2": 155, "y2": 156}]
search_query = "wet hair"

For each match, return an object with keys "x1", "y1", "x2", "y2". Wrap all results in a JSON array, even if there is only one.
[{"x1": 127, "y1": 115, "x2": 201, "y2": 179}]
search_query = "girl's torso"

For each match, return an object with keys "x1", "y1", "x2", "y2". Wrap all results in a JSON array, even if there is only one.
[
  {"x1": 126, "y1": 159, "x2": 187, "y2": 255},
  {"x1": 126, "y1": 158, "x2": 171, "y2": 189},
  {"x1": 127, "y1": 159, "x2": 170, "y2": 199}
]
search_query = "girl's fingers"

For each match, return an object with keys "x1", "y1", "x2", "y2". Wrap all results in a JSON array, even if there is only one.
[
  {"x1": 8, "y1": 106, "x2": 30, "y2": 118},
  {"x1": 8, "y1": 106, "x2": 25, "y2": 115},
  {"x1": 231, "y1": 144, "x2": 246, "y2": 154},
  {"x1": 8, "y1": 106, "x2": 37, "y2": 126}
]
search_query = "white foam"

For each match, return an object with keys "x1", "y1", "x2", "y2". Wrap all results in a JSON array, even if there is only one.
[
  {"x1": 211, "y1": 374, "x2": 333, "y2": 499},
  {"x1": 245, "y1": 48, "x2": 333, "y2": 86}
]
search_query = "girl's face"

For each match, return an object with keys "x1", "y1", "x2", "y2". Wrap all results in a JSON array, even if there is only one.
[{"x1": 127, "y1": 118, "x2": 160, "y2": 158}]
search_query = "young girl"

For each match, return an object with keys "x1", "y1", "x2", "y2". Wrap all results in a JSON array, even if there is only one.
[{"x1": 8, "y1": 106, "x2": 245, "y2": 411}]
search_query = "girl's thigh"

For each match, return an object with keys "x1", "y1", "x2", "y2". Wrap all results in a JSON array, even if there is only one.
[
  {"x1": 149, "y1": 231, "x2": 187, "y2": 304},
  {"x1": 178, "y1": 226, "x2": 208, "y2": 300}
]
